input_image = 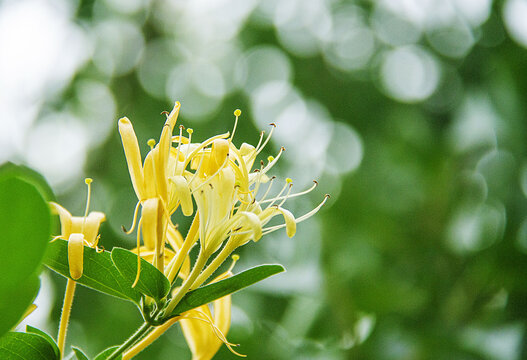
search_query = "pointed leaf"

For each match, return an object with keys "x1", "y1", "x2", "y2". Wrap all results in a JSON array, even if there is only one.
[
  {"x1": 0, "y1": 276, "x2": 39, "y2": 338},
  {"x1": 94, "y1": 346, "x2": 122, "y2": 360},
  {"x1": 0, "y1": 332, "x2": 58, "y2": 360},
  {"x1": 111, "y1": 248, "x2": 170, "y2": 303},
  {"x1": 44, "y1": 239, "x2": 141, "y2": 304},
  {"x1": 26, "y1": 326, "x2": 60, "y2": 359},
  {"x1": 0, "y1": 174, "x2": 51, "y2": 338},
  {"x1": 72, "y1": 347, "x2": 90, "y2": 360},
  {"x1": 169, "y1": 264, "x2": 285, "y2": 316}
]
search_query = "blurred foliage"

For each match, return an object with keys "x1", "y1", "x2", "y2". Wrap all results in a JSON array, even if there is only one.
[{"x1": 3, "y1": 0, "x2": 527, "y2": 359}]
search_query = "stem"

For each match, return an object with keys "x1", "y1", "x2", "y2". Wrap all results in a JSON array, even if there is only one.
[
  {"x1": 166, "y1": 214, "x2": 200, "y2": 283},
  {"x1": 165, "y1": 250, "x2": 208, "y2": 315},
  {"x1": 107, "y1": 322, "x2": 152, "y2": 360},
  {"x1": 191, "y1": 240, "x2": 236, "y2": 291},
  {"x1": 57, "y1": 279, "x2": 76, "y2": 358},
  {"x1": 122, "y1": 318, "x2": 180, "y2": 360}
]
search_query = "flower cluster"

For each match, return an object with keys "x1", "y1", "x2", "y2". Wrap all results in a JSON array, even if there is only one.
[{"x1": 52, "y1": 101, "x2": 327, "y2": 360}]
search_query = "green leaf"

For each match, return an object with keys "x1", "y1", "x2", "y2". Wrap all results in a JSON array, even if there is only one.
[
  {"x1": 26, "y1": 326, "x2": 60, "y2": 360},
  {"x1": 0, "y1": 332, "x2": 58, "y2": 360},
  {"x1": 169, "y1": 264, "x2": 285, "y2": 316},
  {"x1": 44, "y1": 239, "x2": 141, "y2": 304},
  {"x1": 72, "y1": 347, "x2": 90, "y2": 360},
  {"x1": 0, "y1": 163, "x2": 56, "y2": 202},
  {"x1": 111, "y1": 248, "x2": 170, "y2": 303},
  {"x1": 94, "y1": 346, "x2": 122, "y2": 360},
  {"x1": 0, "y1": 276, "x2": 39, "y2": 338},
  {"x1": 0, "y1": 175, "x2": 51, "y2": 338}
]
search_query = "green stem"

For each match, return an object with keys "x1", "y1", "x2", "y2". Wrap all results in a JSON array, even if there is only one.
[
  {"x1": 165, "y1": 250, "x2": 208, "y2": 315},
  {"x1": 107, "y1": 322, "x2": 152, "y2": 360}
]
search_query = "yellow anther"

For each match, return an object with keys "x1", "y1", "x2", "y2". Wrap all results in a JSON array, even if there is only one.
[
  {"x1": 286, "y1": 178, "x2": 293, "y2": 184},
  {"x1": 232, "y1": 254, "x2": 240, "y2": 261},
  {"x1": 85, "y1": 178, "x2": 93, "y2": 185},
  {"x1": 187, "y1": 128, "x2": 194, "y2": 135},
  {"x1": 147, "y1": 139, "x2": 156, "y2": 149},
  {"x1": 267, "y1": 156, "x2": 274, "y2": 163},
  {"x1": 234, "y1": 109, "x2": 241, "y2": 117}
]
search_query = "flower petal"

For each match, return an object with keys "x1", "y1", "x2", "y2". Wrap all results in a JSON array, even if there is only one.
[
  {"x1": 118, "y1": 117, "x2": 146, "y2": 200},
  {"x1": 68, "y1": 233, "x2": 85, "y2": 280}
]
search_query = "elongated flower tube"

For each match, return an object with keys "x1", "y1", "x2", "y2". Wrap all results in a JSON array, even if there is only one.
[
  {"x1": 179, "y1": 256, "x2": 241, "y2": 360},
  {"x1": 50, "y1": 179, "x2": 106, "y2": 280},
  {"x1": 118, "y1": 102, "x2": 183, "y2": 273}
]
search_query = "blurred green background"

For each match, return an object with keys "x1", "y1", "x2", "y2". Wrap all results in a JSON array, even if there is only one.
[{"x1": 3, "y1": 0, "x2": 527, "y2": 358}]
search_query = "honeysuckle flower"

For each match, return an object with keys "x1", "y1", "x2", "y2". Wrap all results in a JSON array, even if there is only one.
[
  {"x1": 50, "y1": 179, "x2": 105, "y2": 280},
  {"x1": 116, "y1": 103, "x2": 327, "y2": 360},
  {"x1": 179, "y1": 256, "x2": 241, "y2": 360}
]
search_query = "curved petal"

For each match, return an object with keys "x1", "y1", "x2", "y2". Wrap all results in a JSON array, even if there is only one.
[
  {"x1": 118, "y1": 117, "x2": 145, "y2": 200},
  {"x1": 83, "y1": 211, "x2": 106, "y2": 246},
  {"x1": 170, "y1": 175, "x2": 194, "y2": 216},
  {"x1": 50, "y1": 202, "x2": 73, "y2": 239},
  {"x1": 68, "y1": 233, "x2": 85, "y2": 280}
]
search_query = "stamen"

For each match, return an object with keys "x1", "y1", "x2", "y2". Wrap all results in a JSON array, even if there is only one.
[
  {"x1": 84, "y1": 178, "x2": 93, "y2": 217},
  {"x1": 295, "y1": 194, "x2": 330, "y2": 222},
  {"x1": 122, "y1": 200, "x2": 141, "y2": 234},
  {"x1": 259, "y1": 180, "x2": 318, "y2": 204},
  {"x1": 277, "y1": 182, "x2": 293, "y2": 207},
  {"x1": 265, "y1": 180, "x2": 290, "y2": 209},
  {"x1": 231, "y1": 109, "x2": 241, "y2": 141},
  {"x1": 257, "y1": 176, "x2": 276, "y2": 203},
  {"x1": 147, "y1": 139, "x2": 156, "y2": 150},
  {"x1": 227, "y1": 254, "x2": 239, "y2": 273},
  {"x1": 172, "y1": 125, "x2": 184, "y2": 175},
  {"x1": 255, "y1": 123, "x2": 276, "y2": 157},
  {"x1": 81, "y1": 178, "x2": 93, "y2": 234},
  {"x1": 261, "y1": 147, "x2": 285, "y2": 175}
]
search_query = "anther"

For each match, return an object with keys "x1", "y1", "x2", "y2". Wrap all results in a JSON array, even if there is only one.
[
  {"x1": 147, "y1": 139, "x2": 156, "y2": 149},
  {"x1": 286, "y1": 178, "x2": 293, "y2": 184},
  {"x1": 85, "y1": 178, "x2": 93, "y2": 185},
  {"x1": 268, "y1": 156, "x2": 274, "y2": 162},
  {"x1": 269, "y1": 123, "x2": 277, "y2": 127},
  {"x1": 232, "y1": 254, "x2": 240, "y2": 261},
  {"x1": 161, "y1": 111, "x2": 169, "y2": 116},
  {"x1": 234, "y1": 109, "x2": 241, "y2": 117},
  {"x1": 187, "y1": 128, "x2": 194, "y2": 135}
]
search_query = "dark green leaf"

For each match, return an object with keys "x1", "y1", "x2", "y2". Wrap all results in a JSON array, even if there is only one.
[
  {"x1": 26, "y1": 326, "x2": 59, "y2": 359},
  {"x1": 169, "y1": 264, "x2": 285, "y2": 316},
  {"x1": 44, "y1": 239, "x2": 141, "y2": 304},
  {"x1": 0, "y1": 175, "x2": 51, "y2": 338},
  {"x1": 111, "y1": 248, "x2": 170, "y2": 303},
  {"x1": 72, "y1": 347, "x2": 90, "y2": 360},
  {"x1": 94, "y1": 346, "x2": 121, "y2": 360},
  {"x1": 0, "y1": 276, "x2": 40, "y2": 338},
  {"x1": 0, "y1": 163, "x2": 56, "y2": 202},
  {"x1": 0, "y1": 332, "x2": 58, "y2": 360}
]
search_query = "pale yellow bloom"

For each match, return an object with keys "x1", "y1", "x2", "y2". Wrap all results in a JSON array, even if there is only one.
[
  {"x1": 50, "y1": 179, "x2": 105, "y2": 280},
  {"x1": 117, "y1": 103, "x2": 327, "y2": 360},
  {"x1": 179, "y1": 257, "x2": 241, "y2": 360}
]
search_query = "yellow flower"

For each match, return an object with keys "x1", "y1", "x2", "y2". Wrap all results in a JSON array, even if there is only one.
[
  {"x1": 118, "y1": 103, "x2": 328, "y2": 359},
  {"x1": 118, "y1": 102, "x2": 182, "y2": 273},
  {"x1": 50, "y1": 179, "x2": 105, "y2": 280},
  {"x1": 179, "y1": 256, "x2": 242, "y2": 360}
]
